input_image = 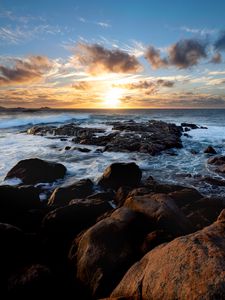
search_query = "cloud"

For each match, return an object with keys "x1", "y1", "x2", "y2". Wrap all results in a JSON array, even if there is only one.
[
  {"x1": 180, "y1": 26, "x2": 216, "y2": 36},
  {"x1": 145, "y1": 39, "x2": 207, "y2": 69},
  {"x1": 145, "y1": 46, "x2": 168, "y2": 69},
  {"x1": 214, "y1": 31, "x2": 225, "y2": 51},
  {"x1": 210, "y1": 52, "x2": 222, "y2": 64},
  {"x1": 72, "y1": 81, "x2": 91, "y2": 90},
  {"x1": 0, "y1": 56, "x2": 52, "y2": 86},
  {"x1": 168, "y1": 39, "x2": 207, "y2": 68},
  {"x1": 74, "y1": 43, "x2": 142, "y2": 75}
]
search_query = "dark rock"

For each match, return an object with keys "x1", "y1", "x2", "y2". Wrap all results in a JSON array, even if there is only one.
[
  {"x1": 8, "y1": 264, "x2": 54, "y2": 297},
  {"x1": 5, "y1": 158, "x2": 66, "y2": 184},
  {"x1": 204, "y1": 145, "x2": 217, "y2": 154},
  {"x1": 190, "y1": 149, "x2": 198, "y2": 154},
  {"x1": 69, "y1": 207, "x2": 151, "y2": 298},
  {"x1": 98, "y1": 163, "x2": 142, "y2": 190},
  {"x1": 140, "y1": 230, "x2": 174, "y2": 254},
  {"x1": 73, "y1": 147, "x2": 91, "y2": 152},
  {"x1": 182, "y1": 197, "x2": 225, "y2": 230},
  {"x1": 42, "y1": 199, "x2": 112, "y2": 263},
  {"x1": 169, "y1": 187, "x2": 202, "y2": 208},
  {"x1": 115, "y1": 186, "x2": 133, "y2": 206},
  {"x1": 181, "y1": 122, "x2": 199, "y2": 129},
  {"x1": 86, "y1": 191, "x2": 115, "y2": 202},
  {"x1": 64, "y1": 146, "x2": 71, "y2": 151},
  {"x1": 48, "y1": 179, "x2": 93, "y2": 207},
  {"x1": 110, "y1": 210, "x2": 225, "y2": 300},
  {"x1": 28, "y1": 120, "x2": 183, "y2": 156},
  {"x1": 202, "y1": 176, "x2": 225, "y2": 186},
  {"x1": 0, "y1": 185, "x2": 41, "y2": 227}
]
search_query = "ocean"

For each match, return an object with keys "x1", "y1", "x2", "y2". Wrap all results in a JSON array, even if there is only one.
[{"x1": 1, "y1": 109, "x2": 225, "y2": 197}]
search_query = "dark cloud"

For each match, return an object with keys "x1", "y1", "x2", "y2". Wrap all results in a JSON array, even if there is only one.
[
  {"x1": 145, "y1": 46, "x2": 168, "y2": 69},
  {"x1": 145, "y1": 39, "x2": 207, "y2": 69},
  {"x1": 214, "y1": 31, "x2": 225, "y2": 51},
  {"x1": 72, "y1": 81, "x2": 91, "y2": 90},
  {"x1": 168, "y1": 39, "x2": 207, "y2": 68},
  {"x1": 115, "y1": 79, "x2": 174, "y2": 90},
  {"x1": 156, "y1": 79, "x2": 174, "y2": 87},
  {"x1": 210, "y1": 52, "x2": 222, "y2": 64},
  {"x1": 0, "y1": 56, "x2": 52, "y2": 86},
  {"x1": 75, "y1": 43, "x2": 142, "y2": 75}
]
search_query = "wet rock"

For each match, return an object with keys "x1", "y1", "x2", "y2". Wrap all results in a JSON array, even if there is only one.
[
  {"x1": 124, "y1": 193, "x2": 193, "y2": 236},
  {"x1": 86, "y1": 191, "x2": 115, "y2": 202},
  {"x1": 28, "y1": 120, "x2": 183, "y2": 156},
  {"x1": 64, "y1": 146, "x2": 71, "y2": 151},
  {"x1": 98, "y1": 163, "x2": 142, "y2": 190},
  {"x1": 73, "y1": 147, "x2": 91, "y2": 152},
  {"x1": 69, "y1": 207, "x2": 151, "y2": 298},
  {"x1": 110, "y1": 210, "x2": 225, "y2": 300},
  {"x1": 208, "y1": 155, "x2": 225, "y2": 174},
  {"x1": 5, "y1": 158, "x2": 66, "y2": 184},
  {"x1": 204, "y1": 145, "x2": 217, "y2": 154},
  {"x1": 181, "y1": 122, "x2": 199, "y2": 129},
  {"x1": 48, "y1": 179, "x2": 93, "y2": 207},
  {"x1": 202, "y1": 176, "x2": 225, "y2": 186},
  {"x1": 190, "y1": 149, "x2": 198, "y2": 154}
]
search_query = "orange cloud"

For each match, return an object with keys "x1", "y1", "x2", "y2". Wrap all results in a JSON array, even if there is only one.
[{"x1": 0, "y1": 55, "x2": 52, "y2": 86}]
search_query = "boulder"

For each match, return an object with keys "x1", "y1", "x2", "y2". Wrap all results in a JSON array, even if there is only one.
[
  {"x1": 42, "y1": 199, "x2": 112, "y2": 262},
  {"x1": 69, "y1": 207, "x2": 151, "y2": 298},
  {"x1": 5, "y1": 158, "x2": 66, "y2": 184},
  {"x1": 124, "y1": 193, "x2": 193, "y2": 236},
  {"x1": 8, "y1": 264, "x2": 54, "y2": 297},
  {"x1": 48, "y1": 179, "x2": 93, "y2": 207},
  {"x1": 208, "y1": 155, "x2": 225, "y2": 174},
  {"x1": 110, "y1": 209, "x2": 225, "y2": 300},
  {"x1": 204, "y1": 145, "x2": 217, "y2": 154},
  {"x1": 98, "y1": 163, "x2": 142, "y2": 190},
  {"x1": 181, "y1": 122, "x2": 199, "y2": 129},
  {"x1": 168, "y1": 187, "x2": 202, "y2": 208}
]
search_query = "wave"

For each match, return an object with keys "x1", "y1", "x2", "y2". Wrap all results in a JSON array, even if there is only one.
[{"x1": 0, "y1": 113, "x2": 90, "y2": 129}]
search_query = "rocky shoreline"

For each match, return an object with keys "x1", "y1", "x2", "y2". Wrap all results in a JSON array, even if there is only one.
[{"x1": 1, "y1": 120, "x2": 225, "y2": 298}]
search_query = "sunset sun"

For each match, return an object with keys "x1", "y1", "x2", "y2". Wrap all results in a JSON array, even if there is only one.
[{"x1": 103, "y1": 88, "x2": 123, "y2": 108}]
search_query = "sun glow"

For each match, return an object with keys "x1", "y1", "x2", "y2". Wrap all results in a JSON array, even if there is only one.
[{"x1": 103, "y1": 88, "x2": 124, "y2": 108}]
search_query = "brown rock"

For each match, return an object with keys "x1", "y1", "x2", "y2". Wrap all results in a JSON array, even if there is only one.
[
  {"x1": 111, "y1": 209, "x2": 225, "y2": 300},
  {"x1": 169, "y1": 187, "x2": 202, "y2": 208},
  {"x1": 48, "y1": 179, "x2": 93, "y2": 207},
  {"x1": 69, "y1": 207, "x2": 151, "y2": 298},
  {"x1": 124, "y1": 193, "x2": 193, "y2": 236}
]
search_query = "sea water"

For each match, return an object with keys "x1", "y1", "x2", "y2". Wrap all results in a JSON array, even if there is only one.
[{"x1": 0, "y1": 109, "x2": 225, "y2": 197}]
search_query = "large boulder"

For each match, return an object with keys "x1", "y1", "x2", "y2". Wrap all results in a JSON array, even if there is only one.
[
  {"x1": 110, "y1": 209, "x2": 225, "y2": 300},
  {"x1": 98, "y1": 163, "x2": 142, "y2": 190},
  {"x1": 5, "y1": 158, "x2": 66, "y2": 184},
  {"x1": 124, "y1": 193, "x2": 193, "y2": 236},
  {"x1": 48, "y1": 179, "x2": 93, "y2": 207},
  {"x1": 69, "y1": 207, "x2": 151, "y2": 298},
  {"x1": 42, "y1": 199, "x2": 112, "y2": 263}
]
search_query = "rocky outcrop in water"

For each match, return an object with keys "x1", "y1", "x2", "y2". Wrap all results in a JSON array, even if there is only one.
[{"x1": 27, "y1": 120, "x2": 183, "y2": 155}]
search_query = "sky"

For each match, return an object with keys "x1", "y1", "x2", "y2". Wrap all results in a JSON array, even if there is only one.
[{"x1": 0, "y1": 0, "x2": 225, "y2": 108}]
